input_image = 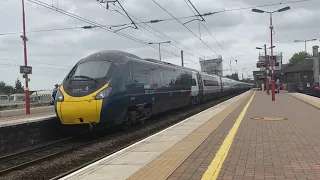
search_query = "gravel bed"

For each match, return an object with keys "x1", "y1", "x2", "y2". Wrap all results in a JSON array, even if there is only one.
[{"x1": 0, "y1": 93, "x2": 240, "y2": 180}]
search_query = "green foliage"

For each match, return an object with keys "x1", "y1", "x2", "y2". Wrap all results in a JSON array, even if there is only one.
[
  {"x1": 224, "y1": 73, "x2": 239, "y2": 81},
  {"x1": 289, "y1": 51, "x2": 312, "y2": 66},
  {"x1": 14, "y1": 78, "x2": 24, "y2": 93},
  {"x1": 0, "y1": 78, "x2": 25, "y2": 95},
  {"x1": 0, "y1": 81, "x2": 14, "y2": 95}
]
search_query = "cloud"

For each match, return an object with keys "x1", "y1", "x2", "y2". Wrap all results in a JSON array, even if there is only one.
[{"x1": 0, "y1": 0, "x2": 319, "y2": 90}]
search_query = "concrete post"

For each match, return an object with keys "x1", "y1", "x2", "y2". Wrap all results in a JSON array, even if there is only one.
[{"x1": 313, "y1": 46, "x2": 319, "y2": 85}]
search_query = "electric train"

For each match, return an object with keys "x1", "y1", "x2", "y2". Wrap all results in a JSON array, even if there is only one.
[{"x1": 54, "y1": 50, "x2": 254, "y2": 128}]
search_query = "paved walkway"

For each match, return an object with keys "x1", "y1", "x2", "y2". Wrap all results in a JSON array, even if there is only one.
[{"x1": 167, "y1": 91, "x2": 320, "y2": 180}]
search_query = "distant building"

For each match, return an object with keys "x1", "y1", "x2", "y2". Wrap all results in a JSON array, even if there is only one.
[
  {"x1": 281, "y1": 58, "x2": 320, "y2": 95},
  {"x1": 199, "y1": 55, "x2": 223, "y2": 77},
  {"x1": 257, "y1": 51, "x2": 283, "y2": 71},
  {"x1": 253, "y1": 51, "x2": 284, "y2": 87},
  {"x1": 281, "y1": 58, "x2": 316, "y2": 84}
]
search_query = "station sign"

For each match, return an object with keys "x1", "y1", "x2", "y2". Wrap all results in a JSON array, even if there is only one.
[
  {"x1": 20, "y1": 66, "x2": 32, "y2": 74},
  {"x1": 256, "y1": 61, "x2": 266, "y2": 68}
]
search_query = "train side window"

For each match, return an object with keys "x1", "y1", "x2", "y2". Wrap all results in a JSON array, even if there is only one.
[
  {"x1": 149, "y1": 67, "x2": 162, "y2": 89},
  {"x1": 161, "y1": 68, "x2": 175, "y2": 86},
  {"x1": 132, "y1": 62, "x2": 149, "y2": 85},
  {"x1": 204, "y1": 80, "x2": 219, "y2": 86},
  {"x1": 132, "y1": 61, "x2": 162, "y2": 89}
]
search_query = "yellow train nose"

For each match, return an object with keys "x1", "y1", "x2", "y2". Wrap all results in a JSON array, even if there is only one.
[
  {"x1": 57, "y1": 100, "x2": 102, "y2": 124},
  {"x1": 55, "y1": 84, "x2": 108, "y2": 125}
]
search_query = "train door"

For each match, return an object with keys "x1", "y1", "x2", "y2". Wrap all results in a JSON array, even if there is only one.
[
  {"x1": 191, "y1": 71, "x2": 199, "y2": 97},
  {"x1": 218, "y1": 77, "x2": 223, "y2": 97},
  {"x1": 190, "y1": 71, "x2": 199, "y2": 104},
  {"x1": 197, "y1": 72, "x2": 204, "y2": 103}
]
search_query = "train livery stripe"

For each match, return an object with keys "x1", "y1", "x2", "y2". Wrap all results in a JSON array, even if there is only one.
[{"x1": 57, "y1": 83, "x2": 109, "y2": 124}]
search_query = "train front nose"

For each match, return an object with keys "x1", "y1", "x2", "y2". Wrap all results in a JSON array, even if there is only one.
[
  {"x1": 55, "y1": 88, "x2": 103, "y2": 125},
  {"x1": 58, "y1": 100, "x2": 102, "y2": 124}
]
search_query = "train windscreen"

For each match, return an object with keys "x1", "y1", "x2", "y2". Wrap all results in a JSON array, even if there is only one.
[{"x1": 71, "y1": 60, "x2": 112, "y2": 81}]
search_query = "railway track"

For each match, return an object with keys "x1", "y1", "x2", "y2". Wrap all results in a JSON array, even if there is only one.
[{"x1": 0, "y1": 130, "x2": 111, "y2": 176}]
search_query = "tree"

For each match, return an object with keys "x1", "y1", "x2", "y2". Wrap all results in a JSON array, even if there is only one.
[
  {"x1": 14, "y1": 78, "x2": 24, "y2": 93},
  {"x1": 225, "y1": 73, "x2": 239, "y2": 81},
  {"x1": 0, "y1": 81, "x2": 14, "y2": 95},
  {"x1": 288, "y1": 51, "x2": 312, "y2": 66}
]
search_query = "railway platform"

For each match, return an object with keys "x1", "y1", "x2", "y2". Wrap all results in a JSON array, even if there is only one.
[
  {"x1": 0, "y1": 112, "x2": 56, "y2": 127},
  {"x1": 0, "y1": 106, "x2": 55, "y2": 127},
  {"x1": 59, "y1": 90, "x2": 320, "y2": 180}
]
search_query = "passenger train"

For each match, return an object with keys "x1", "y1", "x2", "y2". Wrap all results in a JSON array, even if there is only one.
[{"x1": 54, "y1": 50, "x2": 254, "y2": 128}]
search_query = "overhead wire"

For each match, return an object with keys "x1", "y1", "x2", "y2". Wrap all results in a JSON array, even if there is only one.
[
  {"x1": 151, "y1": 0, "x2": 219, "y2": 58},
  {"x1": 0, "y1": 63, "x2": 70, "y2": 71},
  {"x1": 26, "y1": 0, "x2": 183, "y2": 60},
  {"x1": 108, "y1": 3, "x2": 200, "y2": 64},
  {"x1": 0, "y1": 0, "x2": 312, "y2": 36},
  {"x1": 183, "y1": 0, "x2": 202, "y2": 38},
  {"x1": 0, "y1": 58, "x2": 73, "y2": 68},
  {"x1": 0, "y1": 27, "x2": 82, "y2": 36},
  {"x1": 112, "y1": 4, "x2": 202, "y2": 57},
  {"x1": 183, "y1": 0, "x2": 233, "y2": 69}
]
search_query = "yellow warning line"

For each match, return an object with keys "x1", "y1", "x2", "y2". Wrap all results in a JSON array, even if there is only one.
[{"x1": 201, "y1": 91, "x2": 256, "y2": 180}]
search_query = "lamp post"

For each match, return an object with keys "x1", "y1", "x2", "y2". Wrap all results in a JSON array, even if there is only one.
[
  {"x1": 148, "y1": 41, "x2": 171, "y2": 61},
  {"x1": 294, "y1": 39, "x2": 317, "y2": 52},
  {"x1": 256, "y1": 45, "x2": 276, "y2": 95},
  {"x1": 252, "y1": 6, "x2": 290, "y2": 101}
]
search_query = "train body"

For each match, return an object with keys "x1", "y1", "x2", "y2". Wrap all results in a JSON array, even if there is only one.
[{"x1": 54, "y1": 50, "x2": 254, "y2": 127}]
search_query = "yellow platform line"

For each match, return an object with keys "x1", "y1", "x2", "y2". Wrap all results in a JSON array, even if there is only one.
[{"x1": 201, "y1": 91, "x2": 256, "y2": 180}]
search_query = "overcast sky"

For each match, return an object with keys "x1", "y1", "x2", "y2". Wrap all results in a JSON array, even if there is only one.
[{"x1": 0, "y1": 0, "x2": 319, "y2": 90}]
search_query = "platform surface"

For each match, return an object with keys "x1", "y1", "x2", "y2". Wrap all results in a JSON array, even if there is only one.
[
  {"x1": 0, "y1": 112, "x2": 56, "y2": 127},
  {"x1": 60, "y1": 90, "x2": 320, "y2": 180}
]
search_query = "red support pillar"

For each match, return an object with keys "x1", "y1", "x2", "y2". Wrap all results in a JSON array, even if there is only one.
[
  {"x1": 22, "y1": 0, "x2": 30, "y2": 114},
  {"x1": 270, "y1": 13, "x2": 275, "y2": 101},
  {"x1": 264, "y1": 44, "x2": 270, "y2": 95}
]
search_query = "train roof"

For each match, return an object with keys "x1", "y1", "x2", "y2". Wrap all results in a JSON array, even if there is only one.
[
  {"x1": 78, "y1": 50, "x2": 254, "y2": 86},
  {"x1": 143, "y1": 59, "x2": 221, "y2": 78},
  {"x1": 80, "y1": 50, "x2": 141, "y2": 64},
  {"x1": 143, "y1": 58, "x2": 199, "y2": 72}
]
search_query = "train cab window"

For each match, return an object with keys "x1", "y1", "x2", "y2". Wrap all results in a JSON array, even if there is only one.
[{"x1": 69, "y1": 60, "x2": 113, "y2": 82}]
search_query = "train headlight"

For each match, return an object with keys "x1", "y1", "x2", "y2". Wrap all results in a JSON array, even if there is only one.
[
  {"x1": 95, "y1": 87, "x2": 112, "y2": 100},
  {"x1": 55, "y1": 89, "x2": 64, "y2": 102}
]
